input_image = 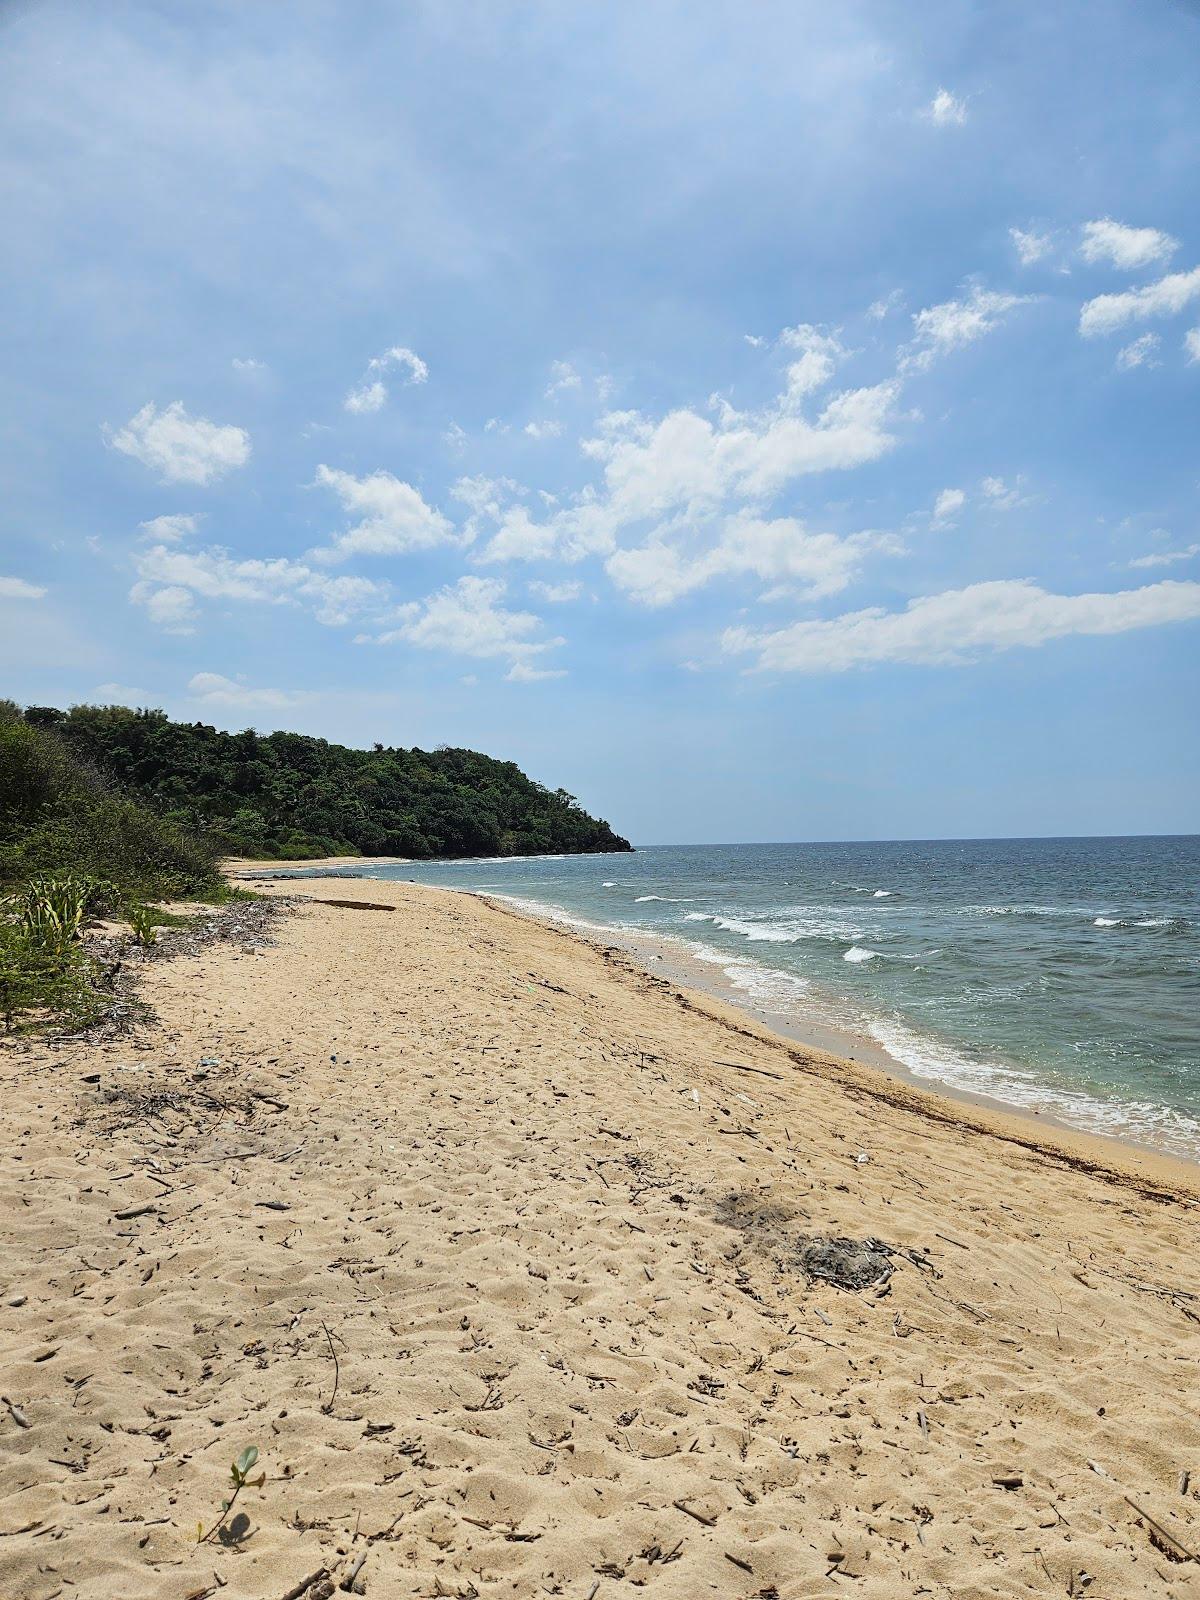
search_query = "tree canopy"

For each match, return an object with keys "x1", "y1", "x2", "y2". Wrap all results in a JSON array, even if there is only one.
[{"x1": 18, "y1": 704, "x2": 632, "y2": 862}]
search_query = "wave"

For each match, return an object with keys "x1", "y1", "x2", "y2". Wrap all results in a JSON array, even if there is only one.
[
  {"x1": 683, "y1": 910, "x2": 712, "y2": 921},
  {"x1": 844, "y1": 946, "x2": 879, "y2": 963},
  {"x1": 872, "y1": 889, "x2": 893, "y2": 898},
  {"x1": 867, "y1": 1015, "x2": 1200, "y2": 1161},
  {"x1": 634, "y1": 894, "x2": 698, "y2": 903}
]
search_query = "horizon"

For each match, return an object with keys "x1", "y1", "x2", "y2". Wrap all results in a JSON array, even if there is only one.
[{"x1": 2, "y1": 2, "x2": 1198, "y2": 844}]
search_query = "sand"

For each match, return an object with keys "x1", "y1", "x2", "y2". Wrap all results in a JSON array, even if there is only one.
[{"x1": 1, "y1": 877, "x2": 1198, "y2": 1600}]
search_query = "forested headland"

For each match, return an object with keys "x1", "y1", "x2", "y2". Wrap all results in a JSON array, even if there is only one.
[{"x1": 14, "y1": 703, "x2": 632, "y2": 862}]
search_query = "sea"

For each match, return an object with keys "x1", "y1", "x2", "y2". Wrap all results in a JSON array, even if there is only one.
[{"x1": 286, "y1": 837, "x2": 1200, "y2": 1163}]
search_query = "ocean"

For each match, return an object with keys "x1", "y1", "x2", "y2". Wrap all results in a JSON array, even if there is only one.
[{"x1": 293, "y1": 837, "x2": 1200, "y2": 1162}]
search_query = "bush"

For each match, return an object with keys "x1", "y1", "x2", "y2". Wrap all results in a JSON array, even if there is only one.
[{"x1": 0, "y1": 708, "x2": 222, "y2": 899}]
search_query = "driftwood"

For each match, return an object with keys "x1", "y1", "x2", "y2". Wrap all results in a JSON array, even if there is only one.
[{"x1": 309, "y1": 898, "x2": 396, "y2": 913}]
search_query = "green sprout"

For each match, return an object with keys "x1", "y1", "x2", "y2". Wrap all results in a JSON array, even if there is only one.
[{"x1": 196, "y1": 1445, "x2": 263, "y2": 1546}]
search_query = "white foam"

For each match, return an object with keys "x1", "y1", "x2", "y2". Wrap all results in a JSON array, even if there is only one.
[
  {"x1": 635, "y1": 894, "x2": 698, "y2": 902},
  {"x1": 844, "y1": 946, "x2": 879, "y2": 963},
  {"x1": 683, "y1": 911, "x2": 712, "y2": 922},
  {"x1": 602, "y1": 881, "x2": 616, "y2": 887},
  {"x1": 1094, "y1": 916, "x2": 1120, "y2": 927},
  {"x1": 872, "y1": 890, "x2": 893, "y2": 898}
]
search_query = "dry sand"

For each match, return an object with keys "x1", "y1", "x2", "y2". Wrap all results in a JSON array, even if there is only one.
[{"x1": 1, "y1": 877, "x2": 1198, "y2": 1600}]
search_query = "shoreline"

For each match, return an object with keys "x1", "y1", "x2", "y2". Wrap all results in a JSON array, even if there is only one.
[
  {"x1": 252, "y1": 858, "x2": 1197, "y2": 1175},
  {"x1": 492, "y1": 895, "x2": 1200, "y2": 1177},
  {"x1": 467, "y1": 887, "x2": 1200, "y2": 1198}
]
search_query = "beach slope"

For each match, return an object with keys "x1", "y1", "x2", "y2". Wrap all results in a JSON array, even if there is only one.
[{"x1": 0, "y1": 878, "x2": 1197, "y2": 1599}]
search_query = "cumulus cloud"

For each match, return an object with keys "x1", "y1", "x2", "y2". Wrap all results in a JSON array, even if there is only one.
[
  {"x1": 866, "y1": 290, "x2": 903, "y2": 321},
  {"x1": 905, "y1": 286, "x2": 1030, "y2": 370},
  {"x1": 932, "y1": 488, "x2": 965, "y2": 525},
  {"x1": 372, "y1": 576, "x2": 564, "y2": 675},
  {"x1": 480, "y1": 362, "x2": 899, "y2": 567},
  {"x1": 132, "y1": 543, "x2": 384, "y2": 630},
  {"x1": 232, "y1": 357, "x2": 266, "y2": 375},
  {"x1": 529, "y1": 579, "x2": 584, "y2": 602},
  {"x1": 545, "y1": 361, "x2": 582, "y2": 397},
  {"x1": 0, "y1": 575, "x2": 47, "y2": 600},
  {"x1": 1115, "y1": 332, "x2": 1161, "y2": 371},
  {"x1": 311, "y1": 465, "x2": 458, "y2": 561},
  {"x1": 606, "y1": 514, "x2": 901, "y2": 608},
  {"x1": 980, "y1": 475, "x2": 1025, "y2": 510},
  {"x1": 1010, "y1": 227, "x2": 1052, "y2": 266},
  {"x1": 723, "y1": 578, "x2": 1200, "y2": 673},
  {"x1": 344, "y1": 345, "x2": 428, "y2": 413},
  {"x1": 505, "y1": 661, "x2": 567, "y2": 682},
  {"x1": 129, "y1": 580, "x2": 198, "y2": 633},
  {"x1": 1080, "y1": 218, "x2": 1177, "y2": 272},
  {"x1": 138, "y1": 513, "x2": 198, "y2": 543},
  {"x1": 108, "y1": 401, "x2": 250, "y2": 485},
  {"x1": 524, "y1": 419, "x2": 563, "y2": 440},
  {"x1": 923, "y1": 88, "x2": 967, "y2": 126},
  {"x1": 1128, "y1": 544, "x2": 1200, "y2": 569},
  {"x1": 1185, "y1": 328, "x2": 1200, "y2": 363},
  {"x1": 1079, "y1": 266, "x2": 1200, "y2": 336},
  {"x1": 187, "y1": 671, "x2": 299, "y2": 710}
]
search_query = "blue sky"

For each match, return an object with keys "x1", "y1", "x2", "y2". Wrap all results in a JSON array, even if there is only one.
[{"x1": 2, "y1": 0, "x2": 1198, "y2": 844}]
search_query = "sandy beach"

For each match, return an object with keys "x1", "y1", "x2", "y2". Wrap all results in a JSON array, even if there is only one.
[{"x1": 1, "y1": 877, "x2": 1198, "y2": 1600}]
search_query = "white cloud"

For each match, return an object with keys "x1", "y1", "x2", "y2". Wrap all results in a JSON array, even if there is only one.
[
  {"x1": 0, "y1": 576, "x2": 47, "y2": 600},
  {"x1": 932, "y1": 488, "x2": 965, "y2": 525},
  {"x1": 344, "y1": 345, "x2": 427, "y2": 414},
  {"x1": 132, "y1": 543, "x2": 384, "y2": 629},
  {"x1": 344, "y1": 379, "x2": 388, "y2": 415},
  {"x1": 311, "y1": 464, "x2": 458, "y2": 561},
  {"x1": 1115, "y1": 332, "x2": 1161, "y2": 371},
  {"x1": 108, "y1": 401, "x2": 250, "y2": 485},
  {"x1": 866, "y1": 290, "x2": 903, "y2": 321},
  {"x1": 980, "y1": 475, "x2": 1025, "y2": 510},
  {"x1": 524, "y1": 419, "x2": 563, "y2": 440},
  {"x1": 545, "y1": 360, "x2": 582, "y2": 397},
  {"x1": 529, "y1": 579, "x2": 583, "y2": 602},
  {"x1": 1185, "y1": 328, "x2": 1200, "y2": 363},
  {"x1": 93, "y1": 682, "x2": 153, "y2": 705},
  {"x1": 232, "y1": 357, "x2": 266, "y2": 374},
  {"x1": 129, "y1": 580, "x2": 198, "y2": 633},
  {"x1": 1128, "y1": 543, "x2": 1200, "y2": 569},
  {"x1": 138, "y1": 513, "x2": 198, "y2": 543},
  {"x1": 443, "y1": 420, "x2": 468, "y2": 450},
  {"x1": 482, "y1": 369, "x2": 899, "y2": 567},
  {"x1": 187, "y1": 671, "x2": 299, "y2": 710},
  {"x1": 1080, "y1": 218, "x2": 1178, "y2": 272},
  {"x1": 744, "y1": 333, "x2": 766, "y2": 347},
  {"x1": 1079, "y1": 266, "x2": 1200, "y2": 336},
  {"x1": 373, "y1": 575, "x2": 564, "y2": 674},
  {"x1": 723, "y1": 578, "x2": 1200, "y2": 673},
  {"x1": 923, "y1": 87, "x2": 967, "y2": 126},
  {"x1": 905, "y1": 286, "x2": 1030, "y2": 370},
  {"x1": 778, "y1": 324, "x2": 845, "y2": 403},
  {"x1": 1010, "y1": 227, "x2": 1052, "y2": 266},
  {"x1": 607, "y1": 514, "x2": 901, "y2": 608},
  {"x1": 505, "y1": 661, "x2": 567, "y2": 683}
]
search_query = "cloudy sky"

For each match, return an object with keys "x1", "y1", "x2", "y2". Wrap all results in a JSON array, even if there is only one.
[{"x1": 2, "y1": 0, "x2": 1198, "y2": 842}]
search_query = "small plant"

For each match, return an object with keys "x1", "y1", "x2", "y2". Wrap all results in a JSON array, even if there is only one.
[
  {"x1": 14, "y1": 873, "x2": 92, "y2": 953},
  {"x1": 196, "y1": 1444, "x2": 262, "y2": 1546},
  {"x1": 126, "y1": 903, "x2": 158, "y2": 947}
]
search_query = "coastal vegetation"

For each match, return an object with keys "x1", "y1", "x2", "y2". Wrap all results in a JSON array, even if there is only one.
[{"x1": 19, "y1": 702, "x2": 632, "y2": 861}]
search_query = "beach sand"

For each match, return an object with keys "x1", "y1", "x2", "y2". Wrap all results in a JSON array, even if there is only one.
[{"x1": 1, "y1": 877, "x2": 1198, "y2": 1599}]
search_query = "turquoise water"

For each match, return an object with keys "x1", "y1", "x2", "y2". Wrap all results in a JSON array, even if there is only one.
[{"x1": 301, "y1": 838, "x2": 1200, "y2": 1160}]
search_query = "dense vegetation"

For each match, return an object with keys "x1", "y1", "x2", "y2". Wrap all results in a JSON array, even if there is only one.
[
  {"x1": 17, "y1": 704, "x2": 632, "y2": 861},
  {"x1": 0, "y1": 704, "x2": 221, "y2": 897},
  {"x1": 0, "y1": 703, "x2": 226, "y2": 1031}
]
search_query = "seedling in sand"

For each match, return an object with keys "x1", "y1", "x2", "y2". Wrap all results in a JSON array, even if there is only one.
[{"x1": 196, "y1": 1445, "x2": 263, "y2": 1546}]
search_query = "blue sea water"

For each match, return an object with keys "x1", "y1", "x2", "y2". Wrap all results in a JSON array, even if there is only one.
[{"x1": 306, "y1": 838, "x2": 1200, "y2": 1161}]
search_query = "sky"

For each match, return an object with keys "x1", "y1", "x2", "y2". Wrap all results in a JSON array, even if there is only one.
[{"x1": 1, "y1": 0, "x2": 1198, "y2": 845}]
